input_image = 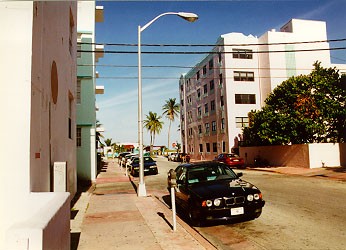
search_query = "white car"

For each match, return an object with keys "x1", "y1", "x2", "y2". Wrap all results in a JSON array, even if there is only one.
[
  {"x1": 168, "y1": 153, "x2": 177, "y2": 161},
  {"x1": 126, "y1": 155, "x2": 138, "y2": 170}
]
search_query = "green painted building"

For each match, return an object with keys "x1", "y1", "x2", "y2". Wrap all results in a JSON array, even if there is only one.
[{"x1": 76, "y1": 3, "x2": 104, "y2": 182}]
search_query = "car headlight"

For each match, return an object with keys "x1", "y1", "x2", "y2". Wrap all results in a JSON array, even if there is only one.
[
  {"x1": 254, "y1": 193, "x2": 261, "y2": 200},
  {"x1": 213, "y1": 199, "x2": 221, "y2": 207},
  {"x1": 206, "y1": 200, "x2": 213, "y2": 207},
  {"x1": 149, "y1": 166, "x2": 156, "y2": 168},
  {"x1": 247, "y1": 194, "x2": 254, "y2": 201}
]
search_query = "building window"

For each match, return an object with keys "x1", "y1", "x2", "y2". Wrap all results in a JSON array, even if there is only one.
[
  {"x1": 235, "y1": 94, "x2": 256, "y2": 104},
  {"x1": 187, "y1": 95, "x2": 192, "y2": 104},
  {"x1": 234, "y1": 71, "x2": 254, "y2": 81},
  {"x1": 211, "y1": 100, "x2": 215, "y2": 112},
  {"x1": 197, "y1": 71, "x2": 200, "y2": 80},
  {"x1": 236, "y1": 117, "x2": 249, "y2": 128},
  {"x1": 77, "y1": 127, "x2": 82, "y2": 147},
  {"x1": 213, "y1": 142, "x2": 217, "y2": 152},
  {"x1": 232, "y1": 49, "x2": 253, "y2": 59},
  {"x1": 212, "y1": 121, "x2": 217, "y2": 132},
  {"x1": 206, "y1": 143, "x2": 210, "y2": 153},
  {"x1": 198, "y1": 125, "x2": 202, "y2": 134},
  {"x1": 222, "y1": 141, "x2": 226, "y2": 152},
  {"x1": 69, "y1": 8, "x2": 75, "y2": 56},
  {"x1": 199, "y1": 144, "x2": 203, "y2": 153},
  {"x1": 220, "y1": 95, "x2": 224, "y2": 106},
  {"x1": 188, "y1": 128, "x2": 193, "y2": 136},
  {"x1": 197, "y1": 106, "x2": 202, "y2": 117},
  {"x1": 77, "y1": 43, "x2": 81, "y2": 58},
  {"x1": 221, "y1": 118, "x2": 225, "y2": 130},
  {"x1": 209, "y1": 59, "x2": 214, "y2": 70},
  {"x1": 77, "y1": 79, "x2": 81, "y2": 104},
  {"x1": 210, "y1": 80, "x2": 214, "y2": 91},
  {"x1": 203, "y1": 84, "x2": 208, "y2": 95},
  {"x1": 218, "y1": 52, "x2": 222, "y2": 63},
  {"x1": 203, "y1": 65, "x2": 207, "y2": 75},
  {"x1": 68, "y1": 93, "x2": 73, "y2": 139},
  {"x1": 204, "y1": 103, "x2": 209, "y2": 114},
  {"x1": 205, "y1": 123, "x2": 210, "y2": 133},
  {"x1": 219, "y1": 74, "x2": 223, "y2": 86},
  {"x1": 197, "y1": 88, "x2": 201, "y2": 99}
]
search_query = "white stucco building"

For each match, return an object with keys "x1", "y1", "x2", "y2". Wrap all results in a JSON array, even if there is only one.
[
  {"x1": 0, "y1": 2, "x2": 77, "y2": 249},
  {"x1": 180, "y1": 19, "x2": 346, "y2": 161}
]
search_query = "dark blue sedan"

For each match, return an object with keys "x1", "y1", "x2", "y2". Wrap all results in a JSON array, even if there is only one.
[{"x1": 130, "y1": 156, "x2": 158, "y2": 177}]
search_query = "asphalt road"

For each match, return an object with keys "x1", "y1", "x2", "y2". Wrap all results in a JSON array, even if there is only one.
[{"x1": 140, "y1": 156, "x2": 346, "y2": 250}]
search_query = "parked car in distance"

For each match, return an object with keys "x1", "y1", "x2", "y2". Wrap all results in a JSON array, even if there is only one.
[
  {"x1": 214, "y1": 153, "x2": 245, "y2": 169},
  {"x1": 121, "y1": 153, "x2": 137, "y2": 168},
  {"x1": 168, "y1": 161, "x2": 265, "y2": 226},
  {"x1": 171, "y1": 152, "x2": 190, "y2": 163},
  {"x1": 130, "y1": 156, "x2": 158, "y2": 177},
  {"x1": 118, "y1": 152, "x2": 131, "y2": 165},
  {"x1": 125, "y1": 154, "x2": 139, "y2": 169},
  {"x1": 168, "y1": 153, "x2": 177, "y2": 161}
]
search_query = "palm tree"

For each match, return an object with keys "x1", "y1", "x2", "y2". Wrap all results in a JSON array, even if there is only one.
[
  {"x1": 162, "y1": 98, "x2": 180, "y2": 149},
  {"x1": 96, "y1": 120, "x2": 104, "y2": 148},
  {"x1": 104, "y1": 138, "x2": 114, "y2": 147},
  {"x1": 143, "y1": 111, "x2": 163, "y2": 155}
]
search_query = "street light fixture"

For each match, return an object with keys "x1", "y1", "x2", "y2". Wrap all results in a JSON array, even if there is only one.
[{"x1": 137, "y1": 12, "x2": 198, "y2": 197}]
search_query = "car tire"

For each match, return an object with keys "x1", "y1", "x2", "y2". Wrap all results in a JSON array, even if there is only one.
[{"x1": 188, "y1": 206, "x2": 203, "y2": 227}]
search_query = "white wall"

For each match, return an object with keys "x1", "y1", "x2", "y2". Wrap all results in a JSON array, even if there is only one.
[
  {"x1": 308, "y1": 143, "x2": 341, "y2": 168},
  {"x1": 0, "y1": 2, "x2": 77, "y2": 249},
  {"x1": 0, "y1": 2, "x2": 34, "y2": 246}
]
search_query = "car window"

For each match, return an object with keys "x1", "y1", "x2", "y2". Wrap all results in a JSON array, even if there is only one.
[
  {"x1": 144, "y1": 157, "x2": 154, "y2": 162},
  {"x1": 187, "y1": 164, "x2": 238, "y2": 183}
]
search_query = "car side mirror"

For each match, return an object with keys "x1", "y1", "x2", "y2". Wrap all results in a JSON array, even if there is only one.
[{"x1": 237, "y1": 172, "x2": 243, "y2": 178}]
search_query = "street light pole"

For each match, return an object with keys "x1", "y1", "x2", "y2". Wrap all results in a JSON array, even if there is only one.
[{"x1": 137, "y1": 12, "x2": 198, "y2": 197}]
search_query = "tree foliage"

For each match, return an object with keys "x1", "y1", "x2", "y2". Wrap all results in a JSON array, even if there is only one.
[
  {"x1": 243, "y1": 62, "x2": 346, "y2": 146},
  {"x1": 162, "y1": 98, "x2": 180, "y2": 149},
  {"x1": 143, "y1": 111, "x2": 164, "y2": 155}
]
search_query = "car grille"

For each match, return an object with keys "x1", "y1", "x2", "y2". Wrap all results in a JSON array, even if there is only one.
[{"x1": 224, "y1": 196, "x2": 245, "y2": 206}]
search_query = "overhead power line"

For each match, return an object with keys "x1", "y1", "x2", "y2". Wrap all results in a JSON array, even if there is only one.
[
  {"x1": 93, "y1": 74, "x2": 346, "y2": 81},
  {"x1": 78, "y1": 37, "x2": 346, "y2": 47},
  {"x1": 79, "y1": 64, "x2": 346, "y2": 71},
  {"x1": 78, "y1": 47, "x2": 346, "y2": 55}
]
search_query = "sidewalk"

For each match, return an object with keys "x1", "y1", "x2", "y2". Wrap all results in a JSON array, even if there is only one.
[
  {"x1": 252, "y1": 165, "x2": 346, "y2": 181},
  {"x1": 71, "y1": 160, "x2": 346, "y2": 250},
  {"x1": 71, "y1": 159, "x2": 216, "y2": 250}
]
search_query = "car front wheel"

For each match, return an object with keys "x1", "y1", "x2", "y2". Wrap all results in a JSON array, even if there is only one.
[{"x1": 188, "y1": 205, "x2": 204, "y2": 227}]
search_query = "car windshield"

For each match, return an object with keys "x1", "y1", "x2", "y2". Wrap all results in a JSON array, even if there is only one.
[
  {"x1": 187, "y1": 164, "x2": 238, "y2": 184},
  {"x1": 133, "y1": 157, "x2": 154, "y2": 164},
  {"x1": 227, "y1": 154, "x2": 239, "y2": 158}
]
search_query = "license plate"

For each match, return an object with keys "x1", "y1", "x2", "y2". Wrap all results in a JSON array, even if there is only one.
[{"x1": 231, "y1": 207, "x2": 244, "y2": 215}]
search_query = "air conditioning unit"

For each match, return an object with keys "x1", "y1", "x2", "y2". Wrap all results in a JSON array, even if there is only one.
[{"x1": 53, "y1": 162, "x2": 67, "y2": 192}]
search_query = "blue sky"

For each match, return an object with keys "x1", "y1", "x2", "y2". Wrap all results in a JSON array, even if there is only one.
[{"x1": 95, "y1": 0, "x2": 346, "y2": 148}]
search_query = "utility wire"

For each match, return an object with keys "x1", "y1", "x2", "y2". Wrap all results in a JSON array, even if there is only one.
[
  {"x1": 78, "y1": 47, "x2": 346, "y2": 54},
  {"x1": 79, "y1": 64, "x2": 346, "y2": 71},
  {"x1": 77, "y1": 37, "x2": 346, "y2": 47},
  {"x1": 94, "y1": 75, "x2": 345, "y2": 80}
]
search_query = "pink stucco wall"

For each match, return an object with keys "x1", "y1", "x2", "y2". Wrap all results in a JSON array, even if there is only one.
[{"x1": 240, "y1": 143, "x2": 345, "y2": 168}]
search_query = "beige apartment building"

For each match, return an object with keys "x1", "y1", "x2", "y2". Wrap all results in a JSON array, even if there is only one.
[{"x1": 180, "y1": 19, "x2": 345, "y2": 161}]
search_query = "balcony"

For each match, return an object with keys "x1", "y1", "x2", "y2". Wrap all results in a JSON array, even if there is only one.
[
  {"x1": 95, "y1": 85, "x2": 104, "y2": 94},
  {"x1": 95, "y1": 44, "x2": 104, "y2": 62},
  {"x1": 95, "y1": 6, "x2": 104, "y2": 23}
]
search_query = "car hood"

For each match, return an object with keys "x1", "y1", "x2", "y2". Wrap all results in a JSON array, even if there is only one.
[
  {"x1": 132, "y1": 162, "x2": 156, "y2": 168},
  {"x1": 189, "y1": 179, "x2": 257, "y2": 199}
]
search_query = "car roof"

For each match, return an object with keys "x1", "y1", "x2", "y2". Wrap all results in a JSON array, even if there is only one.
[{"x1": 179, "y1": 161, "x2": 225, "y2": 168}]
